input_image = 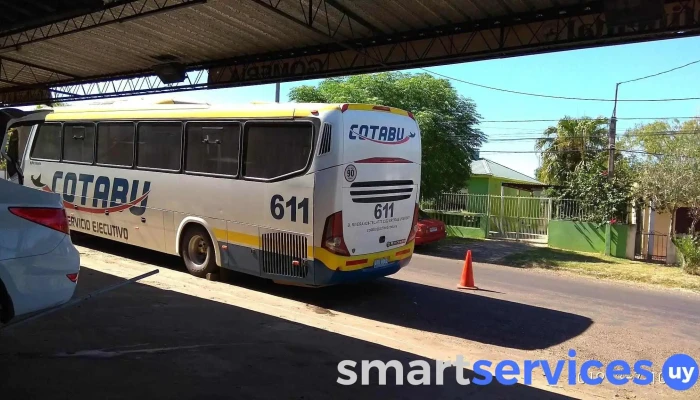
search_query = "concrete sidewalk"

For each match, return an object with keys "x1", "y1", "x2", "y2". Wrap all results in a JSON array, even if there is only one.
[{"x1": 0, "y1": 265, "x2": 576, "y2": 400}]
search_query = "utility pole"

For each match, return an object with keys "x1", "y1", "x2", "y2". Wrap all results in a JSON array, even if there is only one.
[
  {"x1": 605, "y1": 82, "x2": 620, "y2": 257},
  {"x1": 275, "y1": 82, "x2": 281, "y2": 103},
  {"x1": 608, "y1": 82, "x2": 620, "y2": 180}
]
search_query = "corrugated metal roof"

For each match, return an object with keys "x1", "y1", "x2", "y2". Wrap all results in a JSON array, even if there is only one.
[
  {"x1": 0, "y1": 0, "x2": 603, "y2": 90},
  {"x1": 470, "y1": 159, "x2": 492, "y2": 176},
  {"x1": 471, "y1": 158, "x2": 543, "y2": 185},
  {"x1": 2, "y1": 0, "x2": 698, "y2": 105}
]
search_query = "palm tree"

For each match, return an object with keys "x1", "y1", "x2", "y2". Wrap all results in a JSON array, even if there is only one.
[{"x1": 535, "y1": 116, "x2": 609, "y2": 185}]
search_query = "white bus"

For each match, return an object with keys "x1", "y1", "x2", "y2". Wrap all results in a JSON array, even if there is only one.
[{"x1": 20, "y1": 101, "x2": 421, "y2": 286}]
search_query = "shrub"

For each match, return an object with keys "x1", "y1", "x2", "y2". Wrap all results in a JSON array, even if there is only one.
[{"x1": 673, "y1": 235, "x2": 700, "y2": 275}]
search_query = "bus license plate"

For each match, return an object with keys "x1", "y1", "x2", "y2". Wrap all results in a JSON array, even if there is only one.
[{"x1": 373, "y1": 258, "x2": 389, "y2": 268}]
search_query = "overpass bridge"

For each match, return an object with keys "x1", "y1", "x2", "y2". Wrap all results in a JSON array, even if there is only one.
[{"x1": 1, "y1": 0, "x2": 699, "y2": 106}]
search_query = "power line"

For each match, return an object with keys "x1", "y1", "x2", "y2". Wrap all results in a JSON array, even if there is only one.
[
  {"x1": 479, "y1": 149, "x2": 613, "y2": 154},
  {"x1": 476, "y1": 127, "x2": 641, "y2": 137},
  {"x1": 323, "y1": 25, "x2": 700, "y2": 105},
  {"x1": 619, "y1": 58, "x2": 700, "y2": 84},
  {"x1": 318, "y1": 28, "x2": 700, "y2": 106},
  {"x1": 478, "y1": 126, "x2": 546, "y2": 131},
  {"x1": 480, "y1": 116, "x2": 700, "y2": 123},
  {"x1": 480, "y1": 130, "x2": 700, "y2": 141},
  {"x1": 421, "y1": 59, "x2": 700, "y2": 102},
  {"x1": 442, "y1": 130, "x2": 700, "y2": 141},
  {"x1": 478, "y1": 149, "x2": 691, "y2": 158}
]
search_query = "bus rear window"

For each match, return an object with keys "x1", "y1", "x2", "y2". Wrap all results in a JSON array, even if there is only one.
[
  {"x1": 242, "y1": 123, "x2": 312, "y2": 180},
  {"x1": 31, "y1": 123, "x2": 61, "y2": 160}
]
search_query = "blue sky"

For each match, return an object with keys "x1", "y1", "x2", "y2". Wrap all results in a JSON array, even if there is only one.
[{"x1": 75, "y1": 35, "x2": 700, "y2": 178}]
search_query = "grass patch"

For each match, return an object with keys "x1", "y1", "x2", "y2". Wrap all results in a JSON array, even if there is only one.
[{"x1": 502, "y1": 247, "x2": 700, "y2": 293}]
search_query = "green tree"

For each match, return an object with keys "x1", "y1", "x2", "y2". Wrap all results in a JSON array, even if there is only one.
[
  {"x1": 623, "y1": 119, "x2": 700, "y2": 238},
  {"x1": 535, "y1": 117, "x2": 609, "y2": 185},
  {"x1": 288, "y1": 72, "x2": 485, "y2": 199},
  {"x1": 557, "y1": 161, "x2": 634, "y2": 223},
  {"x1": 620, "y1": 119, "x2": 700, "y2": 160}
]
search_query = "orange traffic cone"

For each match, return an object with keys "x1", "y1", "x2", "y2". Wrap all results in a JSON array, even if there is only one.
[{"x1": 457, "y1": 250, "x2": 478, "y2": 290}]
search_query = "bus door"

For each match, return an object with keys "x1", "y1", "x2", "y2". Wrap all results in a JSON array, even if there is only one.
[{"x1": 2, "y1": 108, "x2": 51, "y2": 184}]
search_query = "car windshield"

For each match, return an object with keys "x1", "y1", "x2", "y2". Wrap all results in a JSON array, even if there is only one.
[{"x1": 418, "y1": 209, "x2": 430, "y2": 220}]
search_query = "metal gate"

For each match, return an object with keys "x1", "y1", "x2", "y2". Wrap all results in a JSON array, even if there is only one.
[
  {"x1": 634, "y1": 232, "x2": 668, "y2": 263},
  {"x1": 423, "y1": 193, "x2": 551, "y2": 243},
  {"x1": 421, "y1": 193, "x2": 597, "y2": 243},
  {"x1": 488, "y1": 196, "x2": 550, "y2": 242}
]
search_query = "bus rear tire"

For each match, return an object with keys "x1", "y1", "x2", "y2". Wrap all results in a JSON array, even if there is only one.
[{"x1": 181, "y1": 226, "x2": 218, "y2": 278}]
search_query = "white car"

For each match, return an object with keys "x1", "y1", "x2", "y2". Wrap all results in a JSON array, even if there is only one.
[{"x1": 1, "y1": 108, "x2": 80, "y2": 323}]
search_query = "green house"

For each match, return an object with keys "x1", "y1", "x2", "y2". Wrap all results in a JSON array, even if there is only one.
[{"x1": 466, "y1": 158, "x2": 546, "y2": 197}]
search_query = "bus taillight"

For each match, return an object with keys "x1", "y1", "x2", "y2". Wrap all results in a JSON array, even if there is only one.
[
  {"x1": 322, "y1": 211, "x2": 350, "y2": 256},
  {"x1": 407, "y1": 204, "x2": 419, "y2": 243}
]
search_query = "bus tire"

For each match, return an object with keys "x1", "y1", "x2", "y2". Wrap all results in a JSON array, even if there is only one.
[{"x1": 180, "y1": 226, "x2": 218, "y2": 278}]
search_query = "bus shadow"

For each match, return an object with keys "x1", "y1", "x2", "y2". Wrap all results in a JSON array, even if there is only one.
[
  {"x1": 236, "y1": 277, "x2": 594, "y2": 351},
  {"x1": 0, "y1": 267, "x2": 578, "y2": 400},
  {"x1": 73, "y1": 234, "x2": 593, "y2": 351}
]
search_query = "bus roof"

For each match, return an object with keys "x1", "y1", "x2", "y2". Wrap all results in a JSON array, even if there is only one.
[{"x1": 44, "y1": 102, "x2": 413, "y2": 121}]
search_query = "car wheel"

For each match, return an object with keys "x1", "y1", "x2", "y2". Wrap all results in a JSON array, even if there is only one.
[
  {"x1": 0, "y1": 278, "x2": 14, "y2": 323},
  {"x1": 181, "y1": 226, "x2": 218, "y2": 278}
]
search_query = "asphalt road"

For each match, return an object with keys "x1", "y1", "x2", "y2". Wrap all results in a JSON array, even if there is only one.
[
  {"x1": 409, "y1": 250, "x2": 700, "y2": 329},
  {"x1": 404, "y1": 247, "x2": 700, "y2": 398}
]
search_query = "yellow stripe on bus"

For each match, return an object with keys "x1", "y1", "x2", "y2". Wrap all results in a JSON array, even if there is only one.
[
  {"x1": 343, "y1": 104, "x2": 412, "y2": 118},
  {"x1": 45, "y1": 103, "x2": 412, "y2": 121},
  {"x1": 46, "y1": 109, "x2": 297, "y2": 121},
  {"x1": 313, "y1": 242, "x2": 414, "y2": 272},
  {"x1": 213, "y1": 228, "x2": 313, "y2": 256},
  {"x1": 293, "y1": 104, "x2": 342, "y2": 117}
]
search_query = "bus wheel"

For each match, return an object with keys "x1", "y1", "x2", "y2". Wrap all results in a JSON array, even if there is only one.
[{"x1": 181, "y1": 226, "x2": 218, "y2": 278}]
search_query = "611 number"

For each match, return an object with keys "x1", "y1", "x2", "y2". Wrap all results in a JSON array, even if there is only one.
[
  {"x1": 271, "y1": 194, "x2": 309, "y2": 224},
  {"x1": 374, "y1": 203, "x2": 394, "y2": 219}
]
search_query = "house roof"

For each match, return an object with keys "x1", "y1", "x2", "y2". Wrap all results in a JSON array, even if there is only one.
[{"x1": 471, "y1": 159, "x2": 544, "y2": 185}]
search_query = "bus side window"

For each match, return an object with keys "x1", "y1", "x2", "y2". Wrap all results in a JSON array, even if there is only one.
[
  {"x1": 137, "y1": 122, "x2": 182, "y2": 171},
  {"x1": 30, "y1": 123, "x2": 62, "y2": 161},
  {"x1": 63, "y1": 123, "x2": 95, "y2": 164},
  {"x1": 242, "y1": 122, "x2": 313, "y2": 180},
  {"x1": 185, "y1": 122, "x2": 240, "y2": 176},
  {"x1": 96, "y1": 122, "x2": 134, "y2": 167}
]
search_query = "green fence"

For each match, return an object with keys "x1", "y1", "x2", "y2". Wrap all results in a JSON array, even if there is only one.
[
  {"x1": 421, "y1": 193, "x2": 609, "y2": 244},
  {"x1": 548, "y1": 220, "x2": 628, "y2": 258},
  {"x1": 421, "y1": 193, "x2": 557, "y2": 242},
  {"x1": 421, "y1": 193, "x2": 632, "y2": 256}
]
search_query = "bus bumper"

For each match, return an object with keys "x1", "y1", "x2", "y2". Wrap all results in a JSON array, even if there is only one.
[{"x1": 312, "y1": 256, "x2": 411, "y2": 286}]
